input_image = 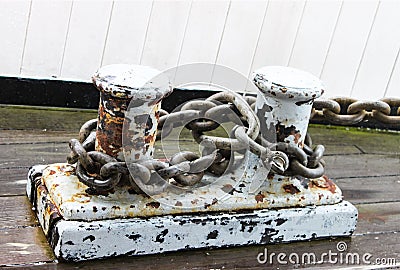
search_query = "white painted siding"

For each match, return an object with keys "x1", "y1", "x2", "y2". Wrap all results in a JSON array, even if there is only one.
[{"x1": 0, "y1": 0, "x2": 399, "y2": 100}]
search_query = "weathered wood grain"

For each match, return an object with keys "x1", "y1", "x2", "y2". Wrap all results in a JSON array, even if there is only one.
[
  {"x1": 0, "y1": 106, "x2": 97, "y2": 131},
  {"x1": 324, "y1": 154, "x2": 400, "y2": 179},
  {"x1": 356, "y1": 202, "x2": 400, "y2": 235},
  {"x1": 0, "y1": 167, "x2": 30, "y2": 196},
  {"x1": 0, "y1": 130, "x2": 76, "y2": 144},
  {"x1": 3, "y1": 233, "x2": 399, "y2": 269},
  {"x1": 0, "y1": 196, "x2": 38, "y2": 229},
  {"x1": 308, "y1": 125, "x2": 400, "y2": 155},
  {"x1": 0, "y1": 227, "x2": 55, "y2": 266},
  {"x1": 336, "y1": 176, "x2": 400, "y2": 205}
]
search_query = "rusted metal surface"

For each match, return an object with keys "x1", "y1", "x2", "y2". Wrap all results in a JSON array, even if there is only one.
[
  {"x1": 26, "y1": 64, "x2": 359, "y2": 262},
  {"x1": 92, "y1": 64, "x2": 172, "y2": 161},
  {"x1": 27, "y1": 166, "x2": 357, "y2": 261},
  {"x1": 251, "y1": 66, "x2": 327, "y2": 191},
  {"x1": 29, "y1": 162, "x2": 342, "y2": 222},
  {"x1": 253, "y1": 66, "x2": 324, "y2": 148}
]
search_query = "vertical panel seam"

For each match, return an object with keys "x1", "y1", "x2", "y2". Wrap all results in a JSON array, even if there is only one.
[
  {"x1": 19, "y1": 0, "x2": 33, "y2": 75},
  {"x1": 100, "y1": 1, "x2": 115, "y2": 67},
  {"x1": 139, "y1": 0, "x2": 155, "y2": 65},
  {"x1": 350, "y1": 0, "x2": 380, "y2": 97},
  {"x1": 383, "y1": 45, "x2": 400, "y2": 97},
  {"x1": 209, "y1": 0, "x2": 232, "y2": 86},
  {"x1": 59, "y1": 1, "x2": 74, "y2": 77},
  {"x1": 287, "y1": 0, "x2": 307, "y2": 67},
  {"x1": 175, "y1": 0, "x2": 193, "y2": 68},
  {"x1": 319, "y1": 0, "x2": 344, "y2": 79},
  {"x1": 245, "y1": 0, "x2": 270, "y2": 93}
]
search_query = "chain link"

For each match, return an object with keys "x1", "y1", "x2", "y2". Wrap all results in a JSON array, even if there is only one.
[
  {"x1": 67, "y1": 91, "x2": 333, "y2": 194},
  {"x1": 312, "y1": 97, "x2": 400, "y2": 126},
  {"x1": 68, "y1": 93, "x2": 399, "y2": 194}
]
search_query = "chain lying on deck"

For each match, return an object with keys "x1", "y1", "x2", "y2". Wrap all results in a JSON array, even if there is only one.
[
  {"x1": 312, "y1": 97, "x2": 400, "y2": 126},
  {"x1": 67, "y1": 91, "x2": 327, "y2": 194}
]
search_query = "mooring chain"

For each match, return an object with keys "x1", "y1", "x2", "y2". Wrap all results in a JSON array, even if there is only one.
[
  {"x1": 158, "y1": 92, "x2": 327, "y2": 178},
  {"x1": 68, "y1": 129, "x2": 221, "y2": 193},
  {"x1": 67, "y1": 91, "x2": 330, "y2": 193},
  {"x1": 312, "y1": 97, "x2": 400, "y2": 125}
]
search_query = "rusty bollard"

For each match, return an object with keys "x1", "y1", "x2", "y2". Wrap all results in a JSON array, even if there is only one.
[
  {"x1": 253, "y1": 66, "x2": 324, "y2": 147},
  {"x1": 92, "y1": 64, "x2": 172, "y2": 162},
  {"x1": 27, "y1": 64, "x2": 358, "y2": 262},
  {"x1": 253, "y1": 66, "x2": 324, "y2": 177}
]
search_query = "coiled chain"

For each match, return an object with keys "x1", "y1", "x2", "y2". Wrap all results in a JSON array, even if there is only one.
[{"x1": 67, "y1": 91, "x2": 335, "y2": 194}]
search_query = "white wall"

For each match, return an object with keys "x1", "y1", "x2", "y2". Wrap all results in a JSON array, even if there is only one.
[{"x1": 0, "y1": 0, "x2": 399, "y2": 100}]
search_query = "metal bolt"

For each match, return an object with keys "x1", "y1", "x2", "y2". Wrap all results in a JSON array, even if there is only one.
[{"x1": 92, "y1": 64, "x2": 172, "y2": 161}]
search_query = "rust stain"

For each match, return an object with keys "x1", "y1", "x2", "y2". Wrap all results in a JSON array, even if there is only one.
[
  {"x1": 283, "y1": 184, "x2": 300, "y2": 194},
  {"x1": 146, "y1": 202, "x2": 160, "y2": 208},
  {"x1": 255, "y1": 193, "x2": 265, "y2": 203},
  {"x1": 175, "y1": 201, "x2": 183, "y2": 207},
  {"x1": 70, "y1": 193, "x2": 91, "y2": 204},
  {"x1": 310, "y1": 175, "x2": 337, "y2": 193},
  {"x1": 191, "y1": 199, "x2": 199, "y2": 205},
  {"x1": 221, "y1": 184, "x2": 234, "y2": 193},
  {"x1": 275, "y1": 121, "x2": 301, "y2": 143},
  {"x1": 95, "y1": 93, "x2": 129, "y2": 159}
]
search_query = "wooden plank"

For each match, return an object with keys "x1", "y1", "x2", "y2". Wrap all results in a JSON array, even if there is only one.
[
  {"x1": 250, "y1": 0, "x2": 306, "y2": 72},
  {"x1": 0, "y1": 130, "x2": 76, "y2": 145},
  {"x1": 356, "y1": 202, "x2": 400, "y2": 235},
  {"x1": 288, "y1": 0, "x2": 342, "y2": 76},
  {"x1": 0, "y1": 0, "x2": 31, "y2": 76},
  {"x1": 60, "y1": 0, "x2": 113, "y2": 80},
  {"x1": 214, "y1": 0, "x2": 268, "y2": 92},
  {"x1": 0, "y1": 168, "x2": 30, "y2": 196},
  {"x1": 0, "y1": 106, "x2": 97, "y2": 131},
  {"x1": 351, "y1": 0, "x2": 400, "y2": 100},
  {"x1": 20, "y1": 0, "x2": 72, "y2": 78},
  {"x1": 308, "y1": 125, "x2": 400, "y2": 155},
  {"x1": 0, "y1": 227, "x2": 55, "y2": 266},
  {"x1": 140, "y1": 0, "x2": 191, "y2": 71},
  {"x1": 0, "y1": 142, "x2": 69, "y2": 169},
  {"x1": 101, "y1": 0, "x2": 153, "y2": 66},
  {"x1": 322, "y1": 144, "x2": 362, "y2": 155},
  {"x1": 336, "y1": 176, "x2": 400, "y2": 205},
  {"x1": 4, "y1": 232, "x2": 399, "y2": 269},
  {"x1": 0, "y1": 196, "x2": 38, "y2": 229},
  {"x1": 320, "y1": 0, "x2": 378, "y2": 98},
  {"x1": 325, "y1": 155, "x2": 400, "y2": 179}
]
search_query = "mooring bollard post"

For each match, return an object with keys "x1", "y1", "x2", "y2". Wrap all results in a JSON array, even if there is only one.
[
  {"x1": 92, "y1": 64, "x2": 172, "y2": 161},
  {"x1": 27, "y1": 64, "x2": 357, "y2": 262},
  {"x1": 253, "y1": 66, "x2": 324, "y2": 148}
]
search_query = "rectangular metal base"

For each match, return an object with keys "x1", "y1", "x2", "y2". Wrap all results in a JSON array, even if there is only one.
[
  {"x1": 27, "y1": 165, "x2": 358, "y2": 262},
  {"x1": 50, "y1": 201, "x2": 357, "y2": 261}
]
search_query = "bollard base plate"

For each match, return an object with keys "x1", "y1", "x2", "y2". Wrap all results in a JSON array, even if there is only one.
[{"x1": 27, "y1": 165, "x2": 357, "y2": 262}]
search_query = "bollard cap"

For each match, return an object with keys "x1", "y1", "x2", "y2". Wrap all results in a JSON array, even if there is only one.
[
  {"x1": 252, "y1": 66, "x2": 325, "y2": 101},
  {"x1": 92, "y1": 64, "x2": 172, "y2": 100}
]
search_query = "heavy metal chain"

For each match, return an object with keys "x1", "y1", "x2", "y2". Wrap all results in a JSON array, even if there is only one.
[
  {"x1": 67, "y1": 91, "x2": 327, "y2": 194},
  {"x1": 311, "y1": 97, "x2": 400, "y2": 127}
]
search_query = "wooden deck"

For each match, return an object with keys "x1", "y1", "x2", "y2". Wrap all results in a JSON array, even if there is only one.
[{"x1": 0, "y1": 105, "x2": 399, "y2": 269}]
